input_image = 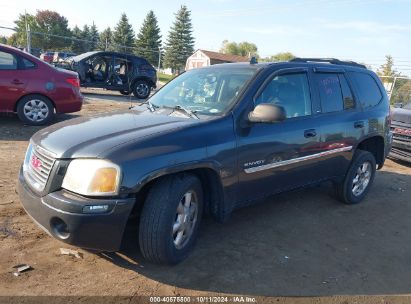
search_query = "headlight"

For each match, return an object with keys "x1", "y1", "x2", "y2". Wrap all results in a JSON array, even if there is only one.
[{"x1": 62, "y1": 159, "x2": 121, "y2": 196}]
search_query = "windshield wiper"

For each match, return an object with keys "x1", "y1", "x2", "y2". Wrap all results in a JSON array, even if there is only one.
[
  {"x1": 170, "y1": 105, "x2": 199, "y2": 119},
  {"x1": 130, "y1": 99, "x2": 159, "y2": 112}
]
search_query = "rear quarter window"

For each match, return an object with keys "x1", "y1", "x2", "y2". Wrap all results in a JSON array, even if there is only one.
[
  {"x1": 22, "y1": 57, "x2": 36, "y2": 69},
  {"x1": 350, "y1": 72, "x2": 382, "y2": 108}
]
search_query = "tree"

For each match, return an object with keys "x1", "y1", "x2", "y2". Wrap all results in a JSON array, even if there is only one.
[
  {"x1": 220, "y1": 40, "x2": 258, "y2": 57},
  {"x1": 135, "y1": 10, "x2": 162, "y2": 66},
  {"x1": 163, "y1": 5, "x2": 195, "y2": 73},
  {"x1": 89, "y1": 23, "x2": 99, "y2": 51},
  {"x1": 12, "y1": 13, "x2": 39, "y2": 47},
  {"x1": 70, "y1": 25, "x2": 84, "y2": 53},
  {"x1": 34, "y1": 10, "x2": 72, "y2": 49},
  {"x1": 0, "y1": 36, "x2": 7, "y2": 44},
  {"x1": 12, "y1": 10, "x2": 71, "y2": 50},
  {"x1": 113, "y1": 13, "x2": 135, "y2": 52},
  {"x1": 220, "y1": 40, "x2": 239, "y2": 55},
  {"x1": 377, "y1": 55, "x2": 400, "y2": 78},
  {"x1": 99, "y1": 27, "x2": 113, "y2": 51},
  {"x1": 80, "y1": 24, "x2": 91, "y2": 52},
  {"x1": 391, "y1": 79, "x2": 411, "y2": 105},
  {"x1": 270, "y1": 52, "x2": 295, "y2": 62}
]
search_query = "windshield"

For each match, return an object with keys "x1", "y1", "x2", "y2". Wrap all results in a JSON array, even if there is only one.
[{"x1": 149, "y1": 67, "x2": 257, "y2": 115}]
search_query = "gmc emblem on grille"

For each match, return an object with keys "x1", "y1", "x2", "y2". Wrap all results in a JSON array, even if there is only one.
[{"x1": 31, "y1": 155, "x2": 42, "y2": 170}]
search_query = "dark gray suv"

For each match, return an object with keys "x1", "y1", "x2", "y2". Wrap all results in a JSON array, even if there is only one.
[{"x1": 18, "y1": 58, "x2": 392, "y2": 265}]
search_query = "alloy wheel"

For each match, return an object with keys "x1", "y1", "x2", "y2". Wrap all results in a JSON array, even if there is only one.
[
  {"x1": 352, "y1": 161, "x2": 372, "y2": 196},
  {"x1": 172, "y1": 191, "x2": 198, "y2": 250}
]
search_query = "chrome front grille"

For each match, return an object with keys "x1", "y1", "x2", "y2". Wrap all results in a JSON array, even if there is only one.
[{"x1": 23, "y1": 144, "x2": 56, "y2": 192}]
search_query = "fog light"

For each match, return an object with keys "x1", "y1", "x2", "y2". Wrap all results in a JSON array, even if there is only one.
[
  {"x1": 50, "y1": 217, "x2": 70, "y2": 240},
  {"x1": 83, "y1": 205, "x2": 109, "y2": 213}
]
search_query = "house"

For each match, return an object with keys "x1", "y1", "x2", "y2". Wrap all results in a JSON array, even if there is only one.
[{"x1": 185, "y1": 49, "x2": 249, "y2": 70}]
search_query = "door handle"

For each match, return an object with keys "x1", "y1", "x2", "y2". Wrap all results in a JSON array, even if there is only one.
[
  {"x1": 11, "y1": 79, "x2": 24, "y2": 85},
  {"x1": 304, "y1": 129, "x2": 317, "y2": 138},
  {"x1": 354, "y1": 121, "x2": 365, "y2": 128}
]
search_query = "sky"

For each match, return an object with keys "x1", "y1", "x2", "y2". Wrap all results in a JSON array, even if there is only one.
[{"x1": 0, "y1": 0, "x2": 411, "y2": 75}]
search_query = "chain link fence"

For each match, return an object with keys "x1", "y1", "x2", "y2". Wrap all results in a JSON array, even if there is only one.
[{"x1": 1, "y1": 27, "x2": 163, "y2": 70}]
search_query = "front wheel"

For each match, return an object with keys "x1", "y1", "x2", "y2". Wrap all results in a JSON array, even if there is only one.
[
  {"x1": 139, "y1": 174, "x2": 203, "y2": 264},
  {"x1": 132, "y1": 80, "x2": 151, "y2": 99},
  {"x1": 335, "y1": 150, "x2": 376, "y2": 204},
  {"x1": 16, "y1": 95, "x2": 55, "y2": 125}
]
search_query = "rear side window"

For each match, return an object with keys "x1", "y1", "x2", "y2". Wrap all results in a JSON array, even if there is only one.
[
  {"x1": 315, "y1": 73, "x2": 344, "y2": 113},
  {"x1": 22, "y1": 58, "x2": 36, "y2": 69},
  {"x1": 0, "y1": 51, "x2": 17, "y2": 70},
  {"x1": 350, "y1": 72, "x2": 382, "y2": 108}
]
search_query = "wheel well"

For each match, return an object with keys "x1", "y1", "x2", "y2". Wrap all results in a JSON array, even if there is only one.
[
  {"x1": 129, "y1": 168, "x2": 224, "y2": 220},
  {"x1": 131, "y1": 77, "x2": 155, "y2": 88},
  {"x1": 14, "y1": 93, "x2": 56, "y2": 113},
  {"x1": 357, "y1": 136, "x2": 385, "y2": 166}
]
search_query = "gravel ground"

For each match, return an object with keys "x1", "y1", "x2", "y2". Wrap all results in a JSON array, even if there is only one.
[{"x1": 1, "y1": 91, "x2": 411, "y2": 303}]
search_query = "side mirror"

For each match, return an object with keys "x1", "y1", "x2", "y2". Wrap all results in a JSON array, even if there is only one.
[{"x1": 248, "y1": 103, "x2": 286, "y2": 123}]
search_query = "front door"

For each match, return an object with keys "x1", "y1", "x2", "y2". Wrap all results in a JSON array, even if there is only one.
[{"x1": 236, "y1": 69, "x2": 325, "y2": 203}]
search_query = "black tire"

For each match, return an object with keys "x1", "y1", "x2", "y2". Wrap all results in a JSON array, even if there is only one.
[
  {"x1": 16, "y1": 94, "x2": 55, "y2": 126},
  {"x1": 119, "y1": 90, "x2": 131, "y2": 95},
  {"x1": 139, "y1": 174, "x2": 203, "y2": 264},
  {"x1": 335, "y1": 150, "x2": 376, "y2": 204},
  {"x1": 132, "y1": 80, "x2": 151, "y2": 99}
]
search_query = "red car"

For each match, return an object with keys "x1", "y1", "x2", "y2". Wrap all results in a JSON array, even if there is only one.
[
  {"x1": 0, "y1": 44, "x2": 83, "y2": 125},
  {"x1": 40, "y1": 51, "x2": 54, "y2": 64}
]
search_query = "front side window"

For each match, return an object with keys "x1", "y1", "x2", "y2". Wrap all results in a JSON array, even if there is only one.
[
  {"x1": 149, "y1": 67, "x2": 257, "y2": 115},
  {"x1": 0, "y1": 51, "x2": 17, "y2": 70},
  {"x1": 255, "y1": 73, "x2": 312, "y2": 118}
]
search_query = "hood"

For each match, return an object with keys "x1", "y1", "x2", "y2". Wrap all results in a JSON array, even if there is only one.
[
  {"x1": 392, "y1": 107, "x2": 411, "y2": 124},
  {"x1": 32, "y1": 110, "x2": 200, "y2": 158}
]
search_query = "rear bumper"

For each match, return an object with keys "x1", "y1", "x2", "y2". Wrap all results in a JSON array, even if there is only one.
[
  {"x1": 56, "y1": 94, "x2": 83, "y2": 114},
  {"x1": 17, "y1": 167, "x2": 135, "y2": 251}
]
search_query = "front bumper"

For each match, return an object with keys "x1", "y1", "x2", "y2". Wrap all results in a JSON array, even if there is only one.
[{"x1": 17, "y1": 167, "x2": 135, "y2": 251}]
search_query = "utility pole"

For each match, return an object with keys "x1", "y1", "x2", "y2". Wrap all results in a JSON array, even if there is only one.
[
  {"x1": 26, "y1": 24, "x2": 31, "y2": 54},
  {"x1": 24, "y1": 10, "x2": 31, "y2": 53},
  {"x1": 157, "y1": 46, "x2": 161, "y2": 72}
]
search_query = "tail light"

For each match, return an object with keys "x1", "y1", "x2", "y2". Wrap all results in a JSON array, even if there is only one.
[{"x1": 66, "y1": 78, "x2": 80, "y2": 88}]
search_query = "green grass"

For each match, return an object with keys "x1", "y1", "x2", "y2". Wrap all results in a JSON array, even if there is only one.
[{"x1": 158, "y1": 73, "x2": 175, "y2": 83}]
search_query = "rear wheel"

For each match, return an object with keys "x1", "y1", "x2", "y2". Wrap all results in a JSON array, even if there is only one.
[
  {"x1": 335, "y1": 150, "x2": 376, "y2": 204},
  {"x1": 132, "y1": 80, "x2": 151, "y2": 99},
  {"x1": 139, "y1": 174, "x2": 203, "y2": 264},
  {"x1": 16, "y1": 95, "x2": 55, "y2": 125}
]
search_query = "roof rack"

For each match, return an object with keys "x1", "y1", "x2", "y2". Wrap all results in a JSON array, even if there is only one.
[{"x1": 289, "y1": 58, "x2": 367, "y2": 69}]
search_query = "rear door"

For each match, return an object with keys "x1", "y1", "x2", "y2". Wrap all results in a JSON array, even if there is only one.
[
  {"x1": 311, "y1": 67, "x2": 360, "y2": 178},
  {"x1": 0, "y1": 49, "x2": 27, "y2": 113}
]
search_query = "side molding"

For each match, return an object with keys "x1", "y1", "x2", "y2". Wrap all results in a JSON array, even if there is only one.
[{"x1": 244, "y1": 146, "x2": 353, "y2": 174}]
